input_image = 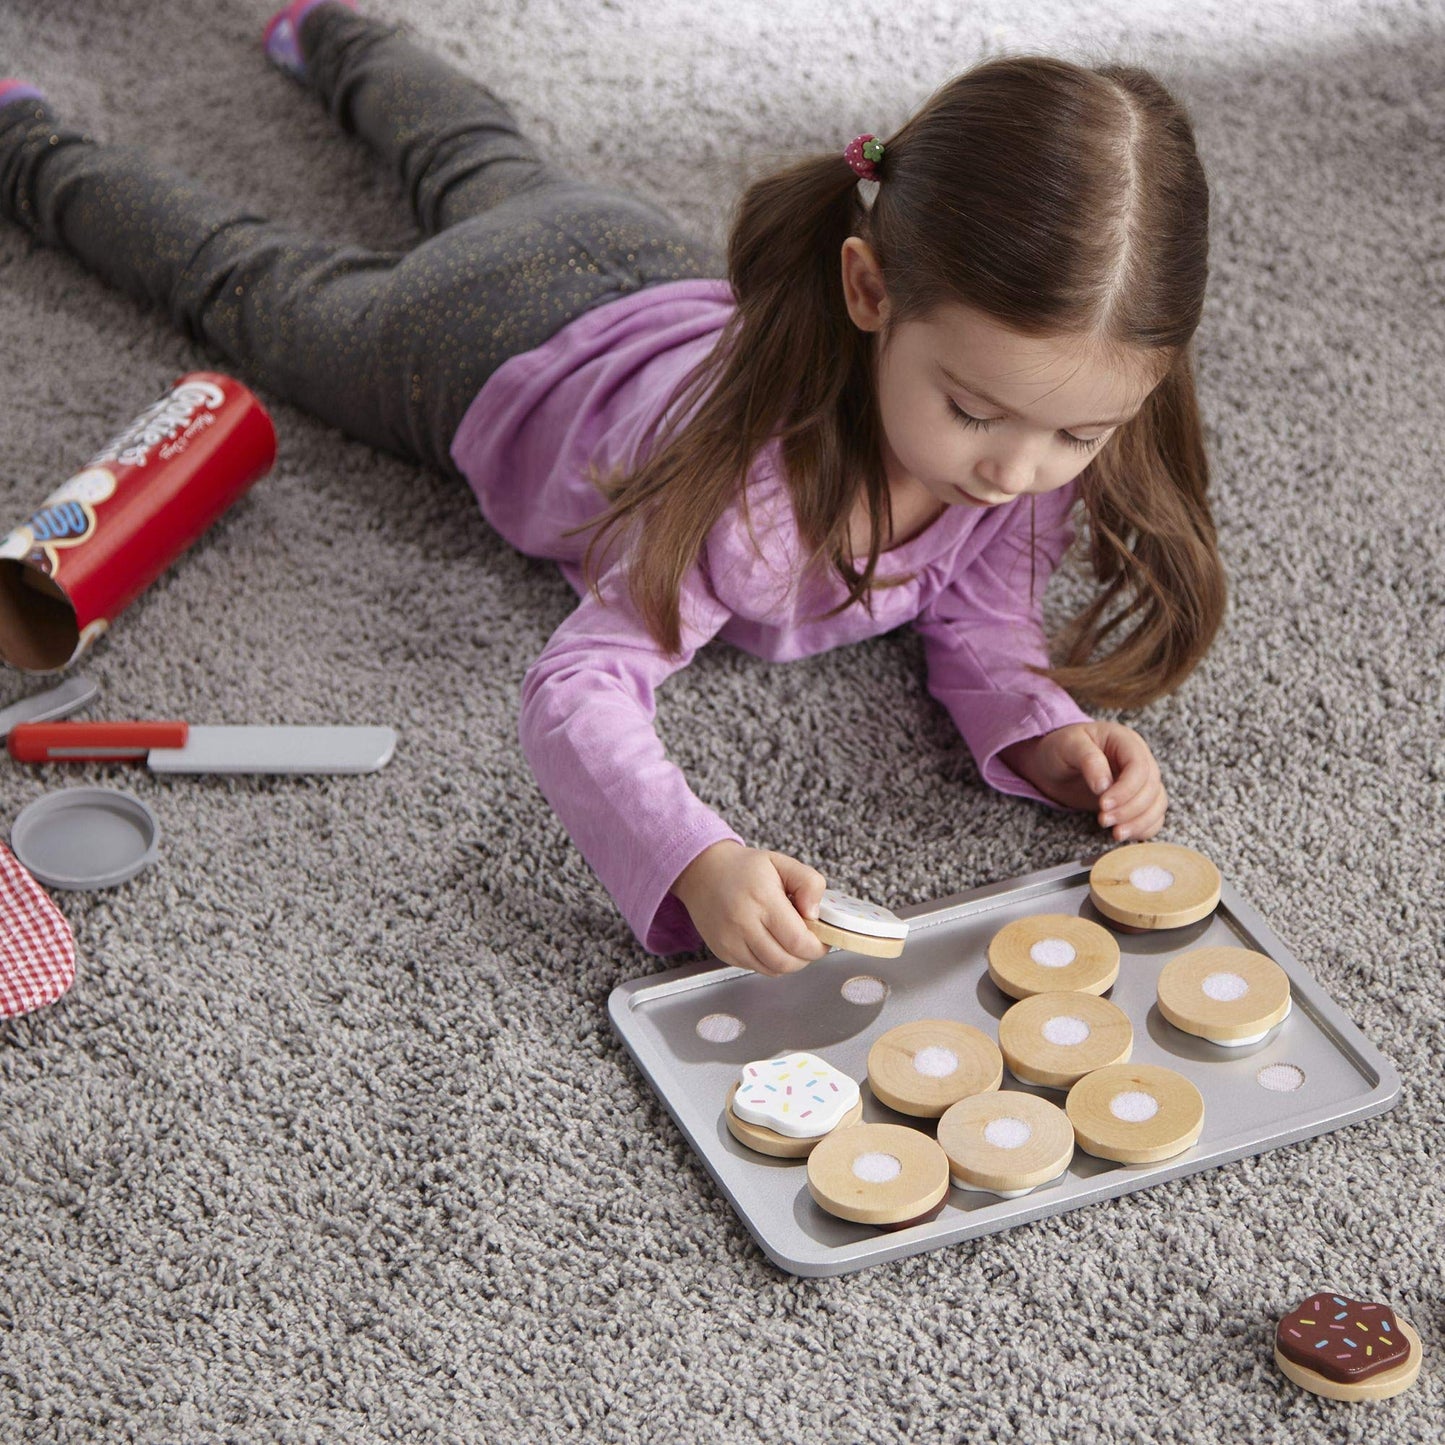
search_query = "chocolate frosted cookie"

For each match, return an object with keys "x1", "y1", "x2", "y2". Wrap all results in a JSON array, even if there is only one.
[{"x1": 1274, "y1": 1292, "x2": 1422, "y2": 1401}]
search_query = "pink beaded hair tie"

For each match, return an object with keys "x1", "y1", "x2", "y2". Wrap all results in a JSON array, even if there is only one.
[{"x1": 844, "y1": 133, "x2": 886, "y2": 180}]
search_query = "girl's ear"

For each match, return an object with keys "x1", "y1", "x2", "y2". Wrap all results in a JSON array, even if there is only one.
[{"x1": 840, "y1": 237, "x2": 888, "y2": 331}]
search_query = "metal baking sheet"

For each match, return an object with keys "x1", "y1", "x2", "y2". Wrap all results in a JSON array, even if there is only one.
[{"x1": 608, "y1": 853, "x2": 1401, "y2": 1277}]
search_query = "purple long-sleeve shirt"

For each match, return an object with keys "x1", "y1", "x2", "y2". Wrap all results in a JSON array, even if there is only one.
[{"x1": 449, "y1": 278, "x2": 1092, "y2": 955}]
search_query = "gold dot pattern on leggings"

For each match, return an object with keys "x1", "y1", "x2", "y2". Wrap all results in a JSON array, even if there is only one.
[{"x1": 0, "y1": 5, "x2": 723, "y2": 479}]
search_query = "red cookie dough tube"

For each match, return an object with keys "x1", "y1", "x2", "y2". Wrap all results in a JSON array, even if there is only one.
[{"x1": 0, "y1": 373, "x2": 277, "y2": 672}]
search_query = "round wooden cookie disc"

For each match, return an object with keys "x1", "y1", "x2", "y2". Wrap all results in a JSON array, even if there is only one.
[
  {"x1": 936, "y1": 1090, "x2": 1076, "y2": 1197},
  {"x1": 987, "y1": 914, "x2": 1121, "y2": 1000},
  {"x1": 1157, "y1": 946, "x2": 1292, "y2": 1045},
  {"x1": 724, "y1": 1079, "x2": 864, "y2": 1158},
  {"x1": 806, "y1": 1122, "x2": 951, "y2": 1226},
  {"x1": 867, "y1": 1019, "x2": 1003, "y2": 1118},
  {"x1": 1088, "y1": 842, "x2": 1221, "y2": 929},
  {"x1": 998, "y1": 991, "x2": 1134, "y2": 1089},
  {"x1": 1065, "y1": 1062, "x2": 1206, "y2": 1164},
  {"x1": 806, "y1": 917, "x2": 905, "y2": 958},
  {"x1": 1275, "y1": 1313, "x2": 1423, "y2": 1402}
]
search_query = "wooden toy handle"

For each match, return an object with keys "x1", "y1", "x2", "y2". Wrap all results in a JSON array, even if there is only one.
[{"x1": 7, "y1": 720, "x2": 189, "y2": 762}]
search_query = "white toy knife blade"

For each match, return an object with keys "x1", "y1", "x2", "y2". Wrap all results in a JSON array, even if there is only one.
[{"x1": 146, "y1": 725, "x2": 397, "y2": 774}]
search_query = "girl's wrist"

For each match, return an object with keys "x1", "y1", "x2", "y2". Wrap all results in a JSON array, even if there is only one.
[
  {"x1": 998, "y1": 737, "x2": 1039, "y2": 777},
  {"x1": 671, "y1": 839, "x2": 742, "y2": 910}
]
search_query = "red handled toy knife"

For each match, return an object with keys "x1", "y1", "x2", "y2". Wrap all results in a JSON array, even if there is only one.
[{"x1": 8, "y1": 721, "x2": 397, "y2": 774}]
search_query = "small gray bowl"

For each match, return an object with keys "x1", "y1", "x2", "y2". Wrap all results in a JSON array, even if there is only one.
[{"x1": 10, "y1": 787, "x2": 161, "y2": 890}]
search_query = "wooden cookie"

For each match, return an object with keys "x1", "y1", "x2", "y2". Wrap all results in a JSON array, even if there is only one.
[
  {"x1": 1156, "y1": 946, "x2": 1292, "y2": 1046},
  {"x1": 867, "y1": 1019, "x2": 1003, "y2": 1118},
  {"x1": 805, "y1": 888, "x2": 909, "y2": 959},
  {"x1": 1088, "y1": 842, "x2": 1221, "y2": 929},
  {"x1": 998, "y1": 991, "x2": 1134, "y2": 1089},
  {"x1": 987, "y1": 913, "x2": 1121, "y2": 1000},
  {"x1": 806, "y1": 1121, "x2": 950, "y2": 1227},
  {"x1": 1065, "y1": 1062, "x2": 1205, "y2": 1164},
  {"x1": 1275, "y1": 1292, "x2": 1422, "y2": 1401},
  {"x1": 936, "y1": 1090, "x2": 1076, "y2": 1197},
  {"x1": 724, "y1": 1051, "x2": 864, "y2": 1158}
]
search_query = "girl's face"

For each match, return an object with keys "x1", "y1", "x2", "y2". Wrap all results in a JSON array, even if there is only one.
[{"x1": 841, "y1": 238, "x2": 1159, "y2": 509}]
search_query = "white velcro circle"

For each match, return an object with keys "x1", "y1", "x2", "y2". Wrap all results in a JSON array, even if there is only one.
[
  {"x1": 1201, "y1": 971, "x2": 1250, "y2": 1002},
  {"x1": 1129, "y1": 865, "x2": 1175, "y2": 893},
  {"x1": 1029, "y1": 937, "x2": 1078, "y2": 969},
  {"x1": 912, "y1": 1046, "x2": 959, "y2": 1078},
  {"x1": 851, "y1": 1152, "x2": 903, "y2": 1184},
  {"x1": 983, "y1": 1117, "x2": 1033, "y2": 1150},
  {"x1": 1109, "y1": 1090, "x2": 1159, "y2": 1123},
  {"x1": 1041, "y1": 1015, "x2": 1092, "y2": 1047}
]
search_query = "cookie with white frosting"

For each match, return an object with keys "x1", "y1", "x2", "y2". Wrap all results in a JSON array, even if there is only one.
[{"x1": 724, "y1": 1051, "x2": 863, "y2": 1158}]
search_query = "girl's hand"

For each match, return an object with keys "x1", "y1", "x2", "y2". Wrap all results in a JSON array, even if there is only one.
[
  {"x1": 999, "y1": 721, "x2": 1169, "y2": 842},
  {"x1": 670, "y1": 841, "x2": 831, "y2": 976}
]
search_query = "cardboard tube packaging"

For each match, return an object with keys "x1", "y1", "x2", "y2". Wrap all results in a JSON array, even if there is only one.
[{"x1": 0, "y1": 373, "x2": 277, "y2": 671}]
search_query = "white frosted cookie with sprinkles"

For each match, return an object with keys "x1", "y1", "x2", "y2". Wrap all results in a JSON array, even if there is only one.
[
  {"x1": 1088, "y1": 841, "x2": 1221, "y2": 929},
  {"x1": 805, "y1": 888, "x2": 909, "y2": 959},
  {"x1": 724, "y1": 1052, "x2": 863, "y2": 1158}
]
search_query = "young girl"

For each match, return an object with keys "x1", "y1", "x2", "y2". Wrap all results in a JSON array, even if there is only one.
[{"x1": 0, "y1": 2, "x2": 1226, "y2": 978}]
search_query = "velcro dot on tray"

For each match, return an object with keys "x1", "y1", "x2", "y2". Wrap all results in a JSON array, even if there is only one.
[
  {"x1": 1257, "y1": 1062, "x2": 1305, "y2": 1092},
  {"x1": 696, "y1": 1013, "x2": 743, "y2": 1043},
  {"x1": 842, "y1": 975, "x2": 888, "y2": 1005}
]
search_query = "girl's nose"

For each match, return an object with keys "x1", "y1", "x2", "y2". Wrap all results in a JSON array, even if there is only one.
[{"x1": 974, "y1": 448, "x2": 1036, "y2": 497}]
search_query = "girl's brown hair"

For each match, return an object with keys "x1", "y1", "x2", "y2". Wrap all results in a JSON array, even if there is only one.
[{"x1": 565, "y1": 54, "x2": 1226, "y2": 710}]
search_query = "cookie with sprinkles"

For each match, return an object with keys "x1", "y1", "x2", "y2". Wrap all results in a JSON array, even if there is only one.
[
  {"x1": 805, "y1": 888, "x2": 909, "y2": 958},
  {"x1": 724, "y1": 1051, "x2": 863, "y2": 1158},
  {"x1": 1274, "y1": 1292, "x2": 1422, "y2": 1401}
]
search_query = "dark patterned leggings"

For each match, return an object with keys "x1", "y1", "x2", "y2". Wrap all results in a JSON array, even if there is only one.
[{"x1": 0, "y1": 3, "x2": 722, "y2": 477}]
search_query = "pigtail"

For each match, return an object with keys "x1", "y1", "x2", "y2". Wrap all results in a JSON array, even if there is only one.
[{"x1": 1044, "y1": 345, "x2": 1227, "y2": 708}]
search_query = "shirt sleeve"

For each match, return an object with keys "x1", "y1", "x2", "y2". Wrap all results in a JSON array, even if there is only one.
[
  {"x1": 911, "y1": 482, "x2": 1094, "y2": 808},
  {"x1": 517, "y1": 536, "x2": 745, "y2": 956}
]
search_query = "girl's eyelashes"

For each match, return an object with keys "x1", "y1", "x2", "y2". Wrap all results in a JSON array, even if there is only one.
[{"x1": 946, "y1": 397, "x2": 1106, "y2": 452}]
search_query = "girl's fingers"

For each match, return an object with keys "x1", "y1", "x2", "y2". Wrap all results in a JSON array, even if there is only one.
[
  {"x1": 751, "y1": 918, "x2": 813, "y2": 976},
  {"x1": 1112, "y1": 792, "x2": 1169, "y2": 841},
  {"x1": 1107, "y1": 776, "x2": 1160, "y2": 829},
  {"x1": 762, "y1": 911, "x2": 824, "y2": 971},
  {"x1": 1098, "y1": 753, "x2": 1157, "y2": 819},
  {"x1": 736, "y1": 933, "x2": 784, "y2": 977},
  {"x1": 1053, "y1": 728, "x2": 1112, "y2": 795}
]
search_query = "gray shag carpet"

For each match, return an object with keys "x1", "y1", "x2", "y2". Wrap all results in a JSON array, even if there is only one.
[{"x1": 1, "y1": 1, "x2": 1441, "y2": 1440}]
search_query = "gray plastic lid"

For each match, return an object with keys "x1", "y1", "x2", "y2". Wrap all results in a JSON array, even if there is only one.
[{"x1": 9, "y1": 786, "x2": 160, "y2": 890}]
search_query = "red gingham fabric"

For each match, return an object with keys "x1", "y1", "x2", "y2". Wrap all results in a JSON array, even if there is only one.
[{"x1": 0, "y1": 840, "x2": 76, "y2": 1019}]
